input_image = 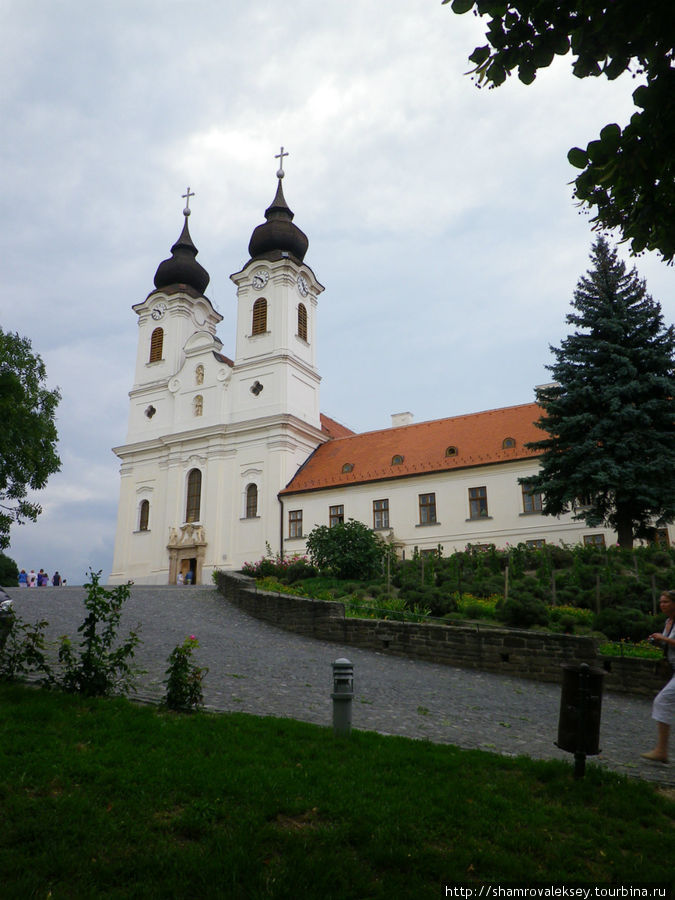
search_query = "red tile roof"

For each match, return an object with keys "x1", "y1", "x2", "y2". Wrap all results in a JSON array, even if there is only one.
[
  {"x1": 283, "y1": 402, "x2": 543, "y2": 494},
  {"x1": 320, "y1": 413, "x2": 356, "y2": 439}
]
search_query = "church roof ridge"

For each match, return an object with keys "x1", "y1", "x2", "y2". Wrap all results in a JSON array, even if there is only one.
[{"x1": 317, "y1": 400, "x2": 541, "y2": 445}]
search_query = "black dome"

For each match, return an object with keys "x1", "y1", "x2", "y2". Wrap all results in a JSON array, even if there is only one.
[
  {"x1": 154, "y1": 215, "x2": 210, "y2": 295},
  {"x1": 248, "y1": 178, "x2": 308, "y2": 264}
]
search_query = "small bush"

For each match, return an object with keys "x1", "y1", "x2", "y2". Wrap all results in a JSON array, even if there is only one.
[
  {"x1": 0, "y1": 611, "x2": 53, "y2": 683},
  {"x1": 57, "y1": 571, "x2": 142, "y2": 698},
  {"x1": 163, "y1": 635, "x2": 208, "y2": 712},
  {"x1": 497, "y1": 594, "x2": 550, "y2": 629},
  {"x1": 0, "y1": 553, "x2": 19, "y2": 587},
  {"x1": 592, "y1": 607, "x2": 655, "y2": 643},
  {"x1": 549, "y1": 605, "x2": 594, "y2": 628}
]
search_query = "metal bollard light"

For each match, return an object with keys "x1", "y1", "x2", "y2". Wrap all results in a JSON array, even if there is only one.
[{"x1": 331, "y1": 658, "x2": 354, "y2": 737}]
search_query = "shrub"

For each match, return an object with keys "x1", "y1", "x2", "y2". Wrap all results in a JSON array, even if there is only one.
[
  {"x1": 0, "y1": 611, "x2": 53, "y2": 683},
  {"x1": 456, "y1": 593, "x2": 500, "y2": 619},
  {"x1": 163, "y1": 635, "x2": 208, "y2": 712},
  {"x1": 548, "y1": 605, "x2": 594, "y2": 629},
  {"x1": 306, "y1": 520, "x2": 388, "y2": 580},
  {"x1": 57, "y1": 571, "x2": 142, "y2": 697},
  {"x1": 592, "y1": 607, "x2": 656, "y2": 643},
  {"x1": 497, "y1": 594, "x2": 550, "y2": 629},
  {"x1": 0, "y1": 553, "x2": 19, "y2": 587}
]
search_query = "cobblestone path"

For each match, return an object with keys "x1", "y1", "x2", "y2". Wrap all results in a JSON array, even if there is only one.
[{"x1": 7, "y1": 584, "x2": 674, "y2": 788}]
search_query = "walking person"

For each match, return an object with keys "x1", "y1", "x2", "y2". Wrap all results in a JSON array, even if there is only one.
[{"x1": 642, "y1": 590, "x2": 675, "y2": 763}]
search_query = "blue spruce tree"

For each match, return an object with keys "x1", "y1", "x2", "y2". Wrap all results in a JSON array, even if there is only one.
[{"x1": 522, "y1": 237, "x2": 675, "y2": 548}]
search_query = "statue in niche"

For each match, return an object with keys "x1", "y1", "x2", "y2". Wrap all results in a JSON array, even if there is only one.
[
  {"x1": 194, "y1": 394, "x2": 203, "y2": 417},
  {"x1": 195, "y1": 364, "x2": 204, "y2": 385}
]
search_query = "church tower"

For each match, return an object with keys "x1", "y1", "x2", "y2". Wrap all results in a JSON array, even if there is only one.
[
  {"x1": 109, "y1": 156, "x2": 326, "y2": 585},
  {"x1": 224, "y1": 149, "x2": 326, "y2": 568}
]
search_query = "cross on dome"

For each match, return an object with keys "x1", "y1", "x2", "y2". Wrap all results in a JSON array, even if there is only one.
[
  {"x1": 275, "y1": 146, "x2": 289, "y2": 179},
  {"x1": 182, "y1": 187, "x2": 195, "y2": 216}
]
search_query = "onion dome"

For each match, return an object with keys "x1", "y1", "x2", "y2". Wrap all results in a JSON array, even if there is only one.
[
  {"x1": 154, "y1": 207, "x2": 210, "y2": 295},
  {"x1": 248, "y1": 176, "x2": 308, "y2": 264}
]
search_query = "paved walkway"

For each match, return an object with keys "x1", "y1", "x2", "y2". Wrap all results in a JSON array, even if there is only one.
[{"x1": 6, "y1": 584, "x2": 675, "y2": 788}]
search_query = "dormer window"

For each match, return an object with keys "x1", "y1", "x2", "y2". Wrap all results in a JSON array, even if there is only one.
[
  {"x1": 342, "y1": 463, "x2": 354, "y2": 473},
  {"x1": 252, "y1": 298, "x2": 267, "y2": 335},
  {"x1": 392, "y1": 455, "x2": 404, "y2": 465},
  {"x1": 149, "y1": 327, "x2": 163, "y2": 362},
  {"x1": 502, "y1": 437, "x2": 516, "y2": 449},
  {"x1": 445, "y1": 446, "x2": 458, "y2": 457}
]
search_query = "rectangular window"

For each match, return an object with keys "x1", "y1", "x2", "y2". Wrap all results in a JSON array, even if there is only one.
[
  {"x1": 471, "y1": 543, "x2": 494, "y2": 553},
  {"x1": 522, "y1": 486, "x2": 543, "y2": 513},
  {"x1": 583, "y1": 533, "x2": 606, "y2": 548},
  {"x1": 469, "y1": 486, "x2": 488, "y2": 519},
  {"x1": 419, "y1": 493, "x2": 437, "y2": 525},
  {"x1": 526, "y1": 539, "x2": 545, "y2": 550},
  {"x1": 373, "y1": 499, "x2": 389, "y2": 529},
  {"x1": 329, "y1": 505, "x2": 344, "y2": 527},
  {"x1": 288, "y1": 509, "x2": 303, "y2": 538},
  {"x1": 654, "y1": 528, "x2": 671, "y2": 548}
]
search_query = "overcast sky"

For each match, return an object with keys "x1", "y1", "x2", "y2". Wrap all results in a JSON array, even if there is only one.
[{"x1": 2, "y1": 0, "x2": 672, "y2": 584}]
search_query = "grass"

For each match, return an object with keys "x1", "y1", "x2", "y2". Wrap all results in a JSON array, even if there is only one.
[{"x1": 1, "y1": 684, "x2": 673, "y2": 898}]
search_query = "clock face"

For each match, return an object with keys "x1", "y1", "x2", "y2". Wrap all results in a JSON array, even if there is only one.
[
  {"x1": 252, "y1": 269, "x2": 269, "y2": 290},
  {"x1": 297, "y1": 274, "x2": 309, "y2": 297},
  {"x1": 151, "y1": 302, "x2": 167, "y2": 321}
]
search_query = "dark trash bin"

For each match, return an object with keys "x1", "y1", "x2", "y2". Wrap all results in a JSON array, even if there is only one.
[{"x1": 557, "y1": 662, "x2": 605, "y2": 776}]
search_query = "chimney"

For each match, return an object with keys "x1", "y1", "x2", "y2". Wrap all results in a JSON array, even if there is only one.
[{"x1": 391, "y1": 412, "x2": 414, "y2": 428}]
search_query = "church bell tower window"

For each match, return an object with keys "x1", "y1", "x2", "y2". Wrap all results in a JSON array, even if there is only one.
[
  {"x1": 297, "y1": 303, "x2": 308, "y2": 341},
  {"x1": 149, "y1": 327, "x2": 164, "y2": 363},
  {"x1": 252, "y1": 298, "x2": 267, "y2": 335},
  {"x1": 139, "y1": 499, "x2": 150, "y2": 532}
]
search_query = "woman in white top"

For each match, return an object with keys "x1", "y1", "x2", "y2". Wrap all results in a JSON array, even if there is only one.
[{"x1": 642, "y1": 590, "x2": 675, "y2": 763}]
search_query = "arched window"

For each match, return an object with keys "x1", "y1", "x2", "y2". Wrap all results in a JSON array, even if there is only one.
[
  {"x1": 392, "y1": 454, "x2": 404, "y2": 466},
  {"x1": 149, "y1": 327, "x2": 163, "y2": 362},
  {"x1": 445, "y1": 446, "x2": 458, "y2": 457},
  {"x1": 252, "y1": 298, "x2": 267, "y2": 335},
  {"x1": 246, "y1": 483, "x2": 258, "y2": 518},
  {"x1": 297, "y1": 303, "x2": 308, "y2": 341},
  {"x1": 502, "y1": 437, "x2": 516, "y2": 449},
  {"x1": 185, "y1": 469, "x2": 202, "y2": 523},
  {"x1": 139, "y1": 499, "x2": 150, "y2": 532}
]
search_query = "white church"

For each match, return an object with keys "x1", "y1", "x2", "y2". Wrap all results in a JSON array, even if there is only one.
[{"x1": 109, "y1": 156, "x2": 665, "y2": 586}]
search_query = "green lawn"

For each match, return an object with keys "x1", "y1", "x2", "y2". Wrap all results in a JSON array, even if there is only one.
[{"x1": 0, "y1": 683, "x2": 672, "y2": 899}]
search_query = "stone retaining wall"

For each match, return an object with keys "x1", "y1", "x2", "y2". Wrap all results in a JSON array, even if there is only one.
[{"x1": 214, "y1": 571, "x2": 665, "y2": 697}]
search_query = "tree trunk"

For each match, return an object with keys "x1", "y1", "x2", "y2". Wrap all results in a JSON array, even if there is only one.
[{"x1": 615, "y1": 508, "x2": 634, "y2": 549}]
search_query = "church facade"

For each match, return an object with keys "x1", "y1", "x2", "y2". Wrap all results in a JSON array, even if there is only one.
[{"x1": 109, "y1": 163, "x2": 669, "y2": 585}]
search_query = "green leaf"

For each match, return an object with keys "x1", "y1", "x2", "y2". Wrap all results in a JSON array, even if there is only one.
[
  {"x1": 599, "y1": 123, "x2": 621, "y2": 152},
  {"x1": 469, "y1": 44, "x2": 491, "y2": 66},
  {"x1": 568, "y1": 147, "x2": 588, "y2": 169},
  {"x1": 450, "y1": 0, "x2": 474, "y2": 13}
]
